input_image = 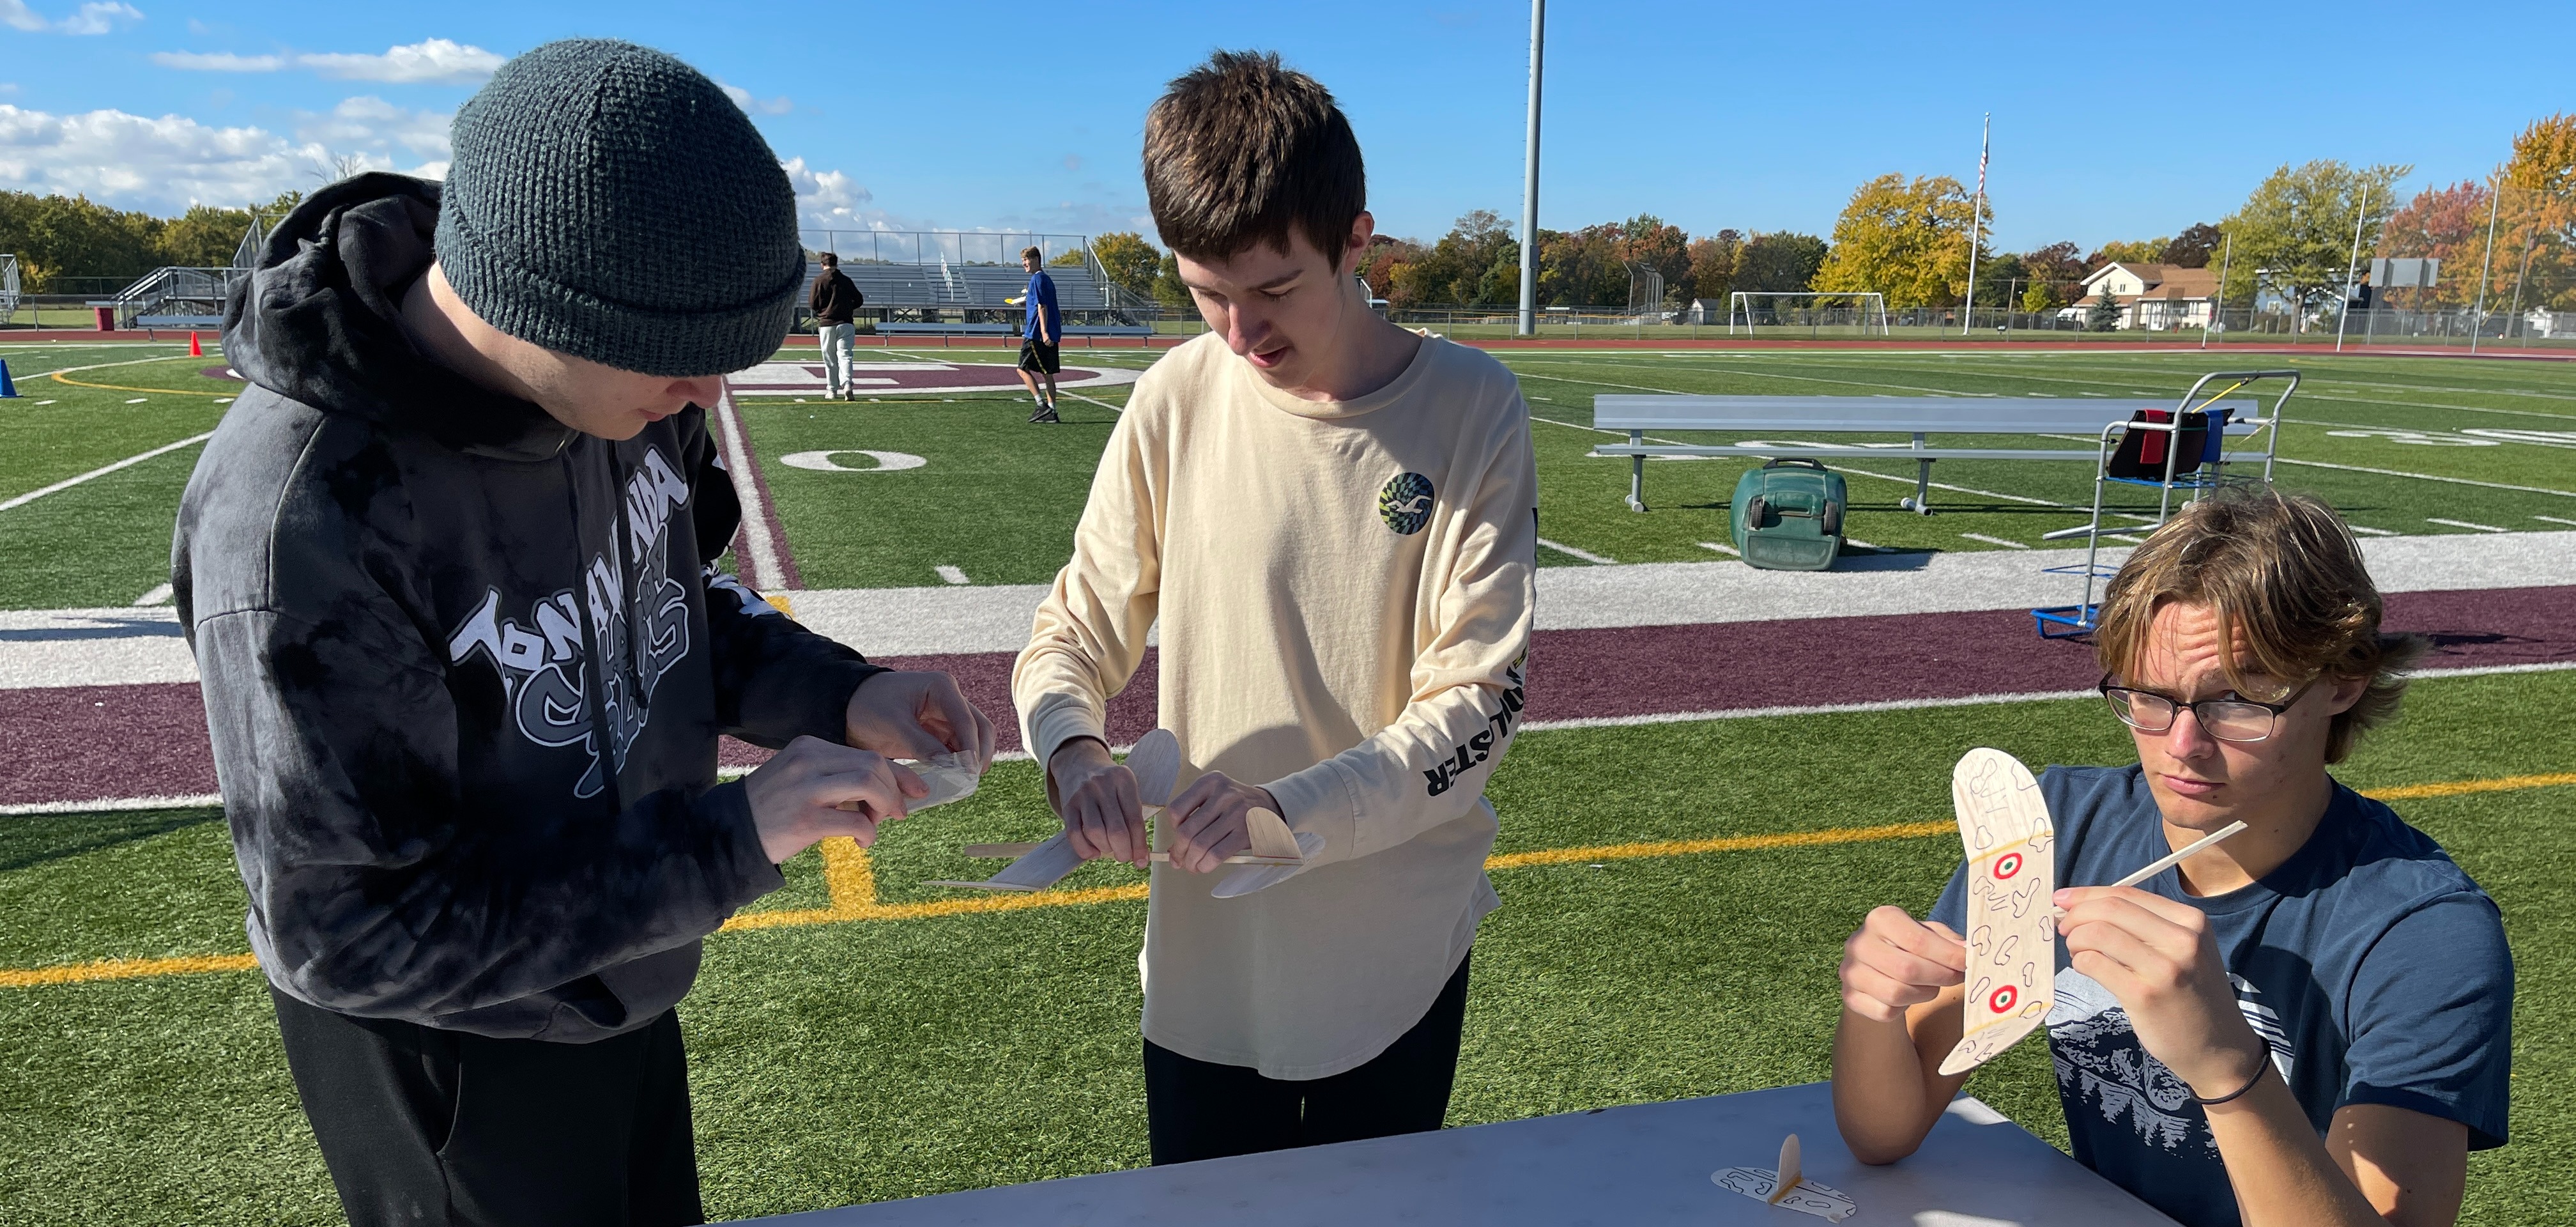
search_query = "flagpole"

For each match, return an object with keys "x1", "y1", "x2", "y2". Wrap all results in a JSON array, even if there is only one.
[{"x1": 1962, "y1": 113, "x2": 1988, "y2": 337}]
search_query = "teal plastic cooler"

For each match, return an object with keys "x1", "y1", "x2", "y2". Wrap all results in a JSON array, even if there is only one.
[{"x1": 1728, "y1": 458, "x2": 1846, "y2": 571}]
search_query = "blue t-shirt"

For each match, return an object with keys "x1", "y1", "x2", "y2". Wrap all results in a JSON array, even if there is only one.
[
  {"x1": 1931, "y1": 765, "x2": 2512, "y2": 1227},
  {"x1": 1025, "y1": 270, "x2": 1060, "y2": 340}
]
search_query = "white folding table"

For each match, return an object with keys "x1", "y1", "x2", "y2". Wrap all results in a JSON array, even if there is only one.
[{"x1": 741, "y1": 1081, "x2": 2181, "y2": 1226}]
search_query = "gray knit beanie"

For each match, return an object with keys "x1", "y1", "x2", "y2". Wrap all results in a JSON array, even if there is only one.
[{"x1": 437, "y1": 39, "x2": 804, "y2": 377}]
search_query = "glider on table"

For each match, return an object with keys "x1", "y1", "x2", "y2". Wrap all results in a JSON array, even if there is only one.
[
  {"x1": 1711, "y1": 1132, "x2": 1857, "y2": 1221},
  {"x1": 932, "y1": 729, "x2": 1319, "y2": 895}
]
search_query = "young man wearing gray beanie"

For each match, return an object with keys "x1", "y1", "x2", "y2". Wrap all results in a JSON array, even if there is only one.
[{"x1": 174, "y1": 39, "x2": 994, "y2": 1226}]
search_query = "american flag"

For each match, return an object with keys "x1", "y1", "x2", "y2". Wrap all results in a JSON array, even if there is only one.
[{"x1": 1975, "y1": 114, "x2": 1989, "y2": 202}]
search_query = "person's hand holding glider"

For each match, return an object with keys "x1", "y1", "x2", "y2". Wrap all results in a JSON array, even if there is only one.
[
  {"x1": 744, "y1": 736, "x2": 925, "y2": 863},
  {"x1": 1049, "y1": 738, "x2": 1149, "y2": 867},
  {"x1": 1837, "y1": 906, "x2": 1968, "y2": 1023},
  {"x1": 845, "y1": 670, "x2": 997, "y2": 772},
  {"x1": 1164, "y1": 772, "x2": 1285, "y2": 874}
]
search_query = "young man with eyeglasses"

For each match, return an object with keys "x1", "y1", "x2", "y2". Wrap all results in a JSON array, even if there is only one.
[{"x1": 1830, "y1": 490, "x2": 2511, "y2": 1227}]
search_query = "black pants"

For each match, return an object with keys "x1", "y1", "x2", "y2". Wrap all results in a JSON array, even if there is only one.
[
  {"x1": 270, "y1": 986, "x2": 702, "y2": 1227},
  {"x1": 1144, "y1": 953, "x2": 1471, "y2": 1164}
]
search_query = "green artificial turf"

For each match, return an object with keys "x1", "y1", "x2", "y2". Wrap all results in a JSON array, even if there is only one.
[
  {"x1": 0, "y1": 344, "x2": 236, "y2": 609},
  {"x1": 2, "y1": 670, "x2": 2567, "y2": 1223},
  {"x1": 735, "y1": 348, "x2": 2576, "y2": 586},
  {"x1": 3, "y1": 345, "x2": 2570, "y2": 606}
]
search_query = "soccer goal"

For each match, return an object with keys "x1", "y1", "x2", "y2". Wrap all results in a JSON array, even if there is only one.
[{"x1": 1729, "y1": 291, "x2": 1889, "y2": 336}]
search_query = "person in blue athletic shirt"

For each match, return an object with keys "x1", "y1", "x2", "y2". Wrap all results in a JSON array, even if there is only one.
[
  {"x1": 1830, "y1": 489, "x2": 2511, "y2": 1227},
  {"x1": 1016, "y1": 244, "x2": 1063, "y2": 423}
]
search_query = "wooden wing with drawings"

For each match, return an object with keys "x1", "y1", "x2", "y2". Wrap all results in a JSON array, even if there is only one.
[{"x1": 1936, "y1": 747, "x2": 2057, "y2": 1077}]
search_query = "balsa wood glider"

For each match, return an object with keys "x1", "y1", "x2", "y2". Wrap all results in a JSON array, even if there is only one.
[
  {"x1": 1711, "y1": 1132, "x2": 1857, "y2": 1221},
  {"x1": 1936, "y1": 746, "x2": 2058, "y2": 1077},
  {"x1": 931, "y1": 729, "x2": 1318, "y2": 893},
  {"x1": 835, "y1": 750, "x2": 982, "y2": 815}
]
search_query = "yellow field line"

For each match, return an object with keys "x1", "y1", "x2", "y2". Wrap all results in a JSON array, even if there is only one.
[
  {"x1": 2366, "y1": 772, "x2": 2576, "y2": 800},
  {"x1": 1485, "y1": 821, "x2": 1954, "y2": 870},
  {"x1": 7, "y1": 772, "x2": 2568, "y2": 989},
  {"x1": 0, "y1": 952, "x2": 259, "y2": 988},
  {"x1": 49, "y1": 369, "x2": 233, "y2": 397}
]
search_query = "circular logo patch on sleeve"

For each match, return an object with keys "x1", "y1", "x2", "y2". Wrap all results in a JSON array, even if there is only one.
[{"x1": 1379, "y1": 472, "x2": 1436, "y2": 534}]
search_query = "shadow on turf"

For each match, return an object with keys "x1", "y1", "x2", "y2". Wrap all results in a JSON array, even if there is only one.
[{"x1": 0, "y1": 806, "x2": 224, "y2": 873}]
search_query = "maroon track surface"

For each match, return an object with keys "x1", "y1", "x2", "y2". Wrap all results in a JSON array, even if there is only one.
[{"x1": 5, "y1": 585, "x2": 2568, "y2": 811}]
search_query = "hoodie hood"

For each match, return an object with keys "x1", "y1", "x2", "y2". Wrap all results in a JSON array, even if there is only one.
[{"x1": 223, "y1": 173, "x2": 574, "y2": 459}]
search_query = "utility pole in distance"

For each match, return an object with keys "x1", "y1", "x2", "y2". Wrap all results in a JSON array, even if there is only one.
[{"x1": 1517, "y1": 0, "x2": 1545, "y2": 337}]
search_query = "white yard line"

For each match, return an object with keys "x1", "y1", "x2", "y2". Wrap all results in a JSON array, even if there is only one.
[
  {"x1": 1537, "y1": 537, "x2": 1618, "y2": 564},
  {"x1": 2282, "y1": 416, "x2": 2576, "y2": 447},
  {"x1": 1697, "y1": 541, "x2": 1739, "y2": 555},
  {"x1": 1959, "y1": 533, "x2": 2030, "y2": 549},
  {"x1": 131, "y1": 583, "x2": 172, "y2": 606},
  {"x1": 935, "y1": 565, "x2": 970, "y2": 585},
  {"x1": 1928, "y1": 354, "x2": 2576, "y2": 422},
  {"x1": 2531, "y1": 514, "x2": 2576, "y2": 527},
  {"x1": 0, "y1": 432, "x2": 214, "y2": 513},
  {"x1": 1055, "y1": 390, "x2": 1124, "y2": 413},
  {"x1": 2349, "y1": 525, "x2": 2398, "y2": 536},
  {"x1": 2427, "y1": 518, "x2": 2511, "y2": 534},
  {"x1": 710, "y1": 380, "x2": 788, "y2": 590},
  {"x1": 1528, "y1": 413, "x2": 2110, "y2": 514},
  {"x1": 2274, "y1": 457, "x2": 2576, "y2": 498}
]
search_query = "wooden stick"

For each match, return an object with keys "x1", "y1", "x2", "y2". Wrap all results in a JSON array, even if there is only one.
[{"x1": 2109, "y1": 821, "x2": 2248, "y2": 889}]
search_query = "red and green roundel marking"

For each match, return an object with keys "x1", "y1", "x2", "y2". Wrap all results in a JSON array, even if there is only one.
[
  {"x1": 1993, "y1": 851, "x2": 2024, "y2": 879},
  {"x1": 1989, "y1": 985, "x2": 2018, "y2": 1014}
]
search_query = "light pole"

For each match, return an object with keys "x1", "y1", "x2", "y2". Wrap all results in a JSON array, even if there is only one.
[
  {"x1": 2469, "y1": 174, "x2": 2503, "y2": 355},
  {"x1": 1516, "y1": 0, "x2": 1545, "y2": 337},
  {"x1": 2334, "y1": 181, "x2": 2371, "y2": 353}
]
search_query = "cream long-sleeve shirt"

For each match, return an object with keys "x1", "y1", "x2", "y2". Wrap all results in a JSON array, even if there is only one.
[{"x1": 1013, "y1": 331, "x2": 1538, "y2": 1079}]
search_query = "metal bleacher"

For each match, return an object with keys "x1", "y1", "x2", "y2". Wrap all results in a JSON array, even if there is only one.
[
  {"x1": 802, "y1": 229, "x2": 1151, "y2": 336},
  {"x1": 106, "y1": 266, "x2": 247, "y2": 330}
]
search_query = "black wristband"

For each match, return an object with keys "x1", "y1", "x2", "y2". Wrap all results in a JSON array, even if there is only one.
[{"x1": 2188, "y1": 1059, "x2": 2270, "y2": 1106}]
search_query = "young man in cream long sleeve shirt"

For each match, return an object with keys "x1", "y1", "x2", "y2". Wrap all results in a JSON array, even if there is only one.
[{"x1": 1011, "y1": 50, "x2": 1537, "y2": 1164}]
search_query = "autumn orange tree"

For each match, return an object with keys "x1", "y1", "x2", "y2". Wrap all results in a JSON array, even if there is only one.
[
  {"x1": 2380, "y1": 114, "x2": 2576, "y2": 314},
  {"x1": 1813, "y1": 173, "x2": 1988, "y2": 309}
]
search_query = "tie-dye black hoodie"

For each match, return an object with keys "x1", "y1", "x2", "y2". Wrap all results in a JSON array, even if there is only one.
[{"x1": 174, "y1": 174, "x2": 880, "y2": 1042}]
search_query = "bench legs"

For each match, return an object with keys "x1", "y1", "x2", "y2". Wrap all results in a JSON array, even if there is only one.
[
  {"x1": 1898, "y1": 458, "x2": 1935, "y2": 514},
  {"x1": 1625, "y1": 436, "x2": 1647, "y2": 513}
]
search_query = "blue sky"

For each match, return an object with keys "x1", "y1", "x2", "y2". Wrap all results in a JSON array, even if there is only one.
[{"x1": 3, "y1": 0, "x2": 2570, "y2": 254}]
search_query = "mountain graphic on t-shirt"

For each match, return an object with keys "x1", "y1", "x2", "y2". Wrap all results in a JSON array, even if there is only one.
[
  {"x1": 2049, "y1": 968, "x2": 2209, "y2": 1154},
  {"x1": 2046, "y1": 967, "x2": 2301, "y2": 1159}
]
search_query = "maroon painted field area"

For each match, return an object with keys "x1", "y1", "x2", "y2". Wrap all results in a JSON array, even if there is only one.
[{"x1": 4, "y1": 585, "x2": 2568, "y2": 811}]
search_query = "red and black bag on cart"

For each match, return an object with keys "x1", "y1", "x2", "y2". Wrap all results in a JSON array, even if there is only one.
[{"x1": 2104, "y1": 408, "x2": 2212, "y2": 481}]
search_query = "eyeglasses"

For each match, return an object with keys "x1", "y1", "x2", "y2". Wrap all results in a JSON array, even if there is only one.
[{"x1": 2097, "y1": 674, "x2": 2313, "y2": 744}]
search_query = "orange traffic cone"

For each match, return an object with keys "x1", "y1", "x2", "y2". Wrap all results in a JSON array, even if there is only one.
[{"x1": 188, "y1": 332, "x2": 203, "y2": 357}]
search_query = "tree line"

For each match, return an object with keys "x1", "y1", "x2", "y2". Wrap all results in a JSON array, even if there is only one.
[
  {"x1": 20, "y1": 110, "x2": 2564, "y2": 321},
  {"x1": 1078, "y1": 112, "x2": 2570, "y2": 323},
  {"x1": 0, "y1": 190, "x2": 305, "y2": 292}
]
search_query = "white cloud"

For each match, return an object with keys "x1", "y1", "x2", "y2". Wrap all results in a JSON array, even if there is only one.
[
  {"x1": 154, "y1": 38, "x2": 503, "y2": 85},
  {"x1": 0, "y1": 97, "x2": 449, "y2": 213},
  {"x1": 293, "y1": 96, "x2": 451, "y2": 167},
  {"x1": 3, "y1": 0, "x2": 141, "y2": 34},
  {"x1": 719, "y1": 82, "x2": 792, "y2": 116},
  {"x1": 781, "y1": 156, "x2": 871, "y2": 229},
  {"x1": 56, "y1": 1, "x2": 139, "y2": 34},
  {"x1": 0, "y1": 102, "x2": 320, "y2": 212},
  {"x1": 150, "y1": 50, "x2": 285, "y2": 72},
  {"x1": 297, "y1": 38, "x2": 502, "y2": 84}
]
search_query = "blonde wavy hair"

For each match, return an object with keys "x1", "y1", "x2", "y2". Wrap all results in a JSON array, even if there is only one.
[{"x1": 2094, "y1": 489, "x2": 2427, "y2": 764}]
